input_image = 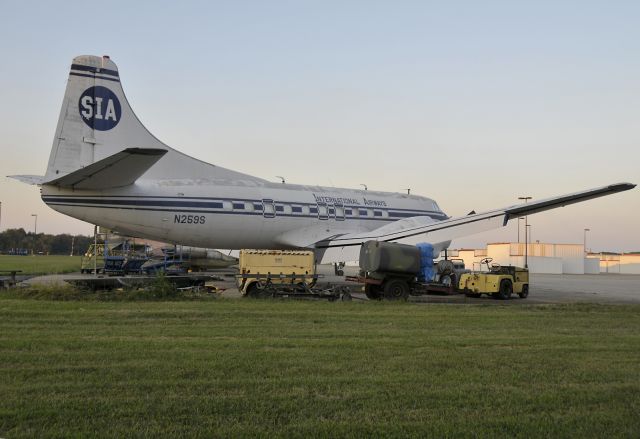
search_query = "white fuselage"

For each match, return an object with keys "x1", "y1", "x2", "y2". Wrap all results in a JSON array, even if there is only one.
[{"x1": 41, "y1": 179, "x2": 447, "y2": 249}]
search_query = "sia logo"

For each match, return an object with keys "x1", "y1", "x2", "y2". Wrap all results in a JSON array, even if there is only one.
[{"x1": 78, "y1": 86, "x2": 122, "y2": 131}]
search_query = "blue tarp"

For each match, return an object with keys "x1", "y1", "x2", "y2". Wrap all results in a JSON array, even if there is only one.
[{"x1": 416, "y1": 242, "x2": 434, "y2": 282}]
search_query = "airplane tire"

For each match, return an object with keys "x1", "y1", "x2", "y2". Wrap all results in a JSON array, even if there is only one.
[
  {"x1": 383, "y1": 279, "x2": 410, "y2": 301},
  {"x1": 518, "y1": 284, "x2": 529, "y2": 299}
]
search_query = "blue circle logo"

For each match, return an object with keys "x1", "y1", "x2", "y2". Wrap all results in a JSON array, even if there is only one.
[{"x1": 78, "y1": 86, "x2": 122, "y2": 131}]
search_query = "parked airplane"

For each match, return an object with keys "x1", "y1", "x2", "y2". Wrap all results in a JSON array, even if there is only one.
[{"x1": 9, "y1": 55, "x2": 635, "y2": 262}]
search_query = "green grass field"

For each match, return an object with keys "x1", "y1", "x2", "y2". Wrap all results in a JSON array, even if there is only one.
[
  {"x1": 0, "y1": 255, "x2": 81, "y2": 275},
  {"x1": 1, "y1": 297, "x2": 639, "y2": 438}
]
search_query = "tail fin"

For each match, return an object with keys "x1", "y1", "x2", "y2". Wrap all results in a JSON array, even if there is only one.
[
  {"x1": 45, "y1": 55, "x2": 261, "y2": 185},
  {"x1": 45, "y1": 55, "x2": 165, "y2": 182}
]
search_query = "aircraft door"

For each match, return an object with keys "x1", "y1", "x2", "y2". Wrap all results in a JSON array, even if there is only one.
[
  {"x1": 262, "y1": 199, "x2": 276, "y2": 218},
  {"x1": 334, "y1": 203, "x2": 345, "y2": 221},
  {"x1": 317, "y1": 202, "x2": 328, "y2": 220}
]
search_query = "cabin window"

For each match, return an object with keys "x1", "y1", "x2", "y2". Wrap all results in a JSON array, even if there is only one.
[
  {"x1": 233, "y1": 202, "x2": 245, "y2": 210},
  {"x1": 253, "y1": 203, "x2": 263, "y2": 211},
  {"x1": 292, "y1": 206, "x2": 303, "y2": 214},
  {"x1": 359, "y1": 209, "x2": 368, "y2": 217},
  {"x1": 374, "y1": 210, "x2": 382, "y2": 217},
  {"x1": 275, "y1": 205, "x2": 284, "y2": 213},
  {"x1": 205, "y1": 200, "x2": 223, "y2": 209},
  {"x1": 310, "y1": 207, "x2": 318, "y2": 214},
  {"x1": 345, "y1": 209, "x2": 352, "y2": 216}
]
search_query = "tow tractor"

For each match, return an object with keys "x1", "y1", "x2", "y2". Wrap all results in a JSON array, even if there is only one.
[
  {"x1": 346, "y1": 241, "x2": 529, "y2": 300},
  {"x1": 459, "y1": 257, "x2": 529, "y2": 299}
]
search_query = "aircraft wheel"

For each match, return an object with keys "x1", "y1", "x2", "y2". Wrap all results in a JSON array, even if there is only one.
[
  {"x1": 383, "y1": 279, "x2": 410, "y2": 301},
  {"x1": 518, "y1": 285, "x2": 529, "y2": 299},
  {"x1": 497, "y1": 280, "x2": 513, "y2": 300}
]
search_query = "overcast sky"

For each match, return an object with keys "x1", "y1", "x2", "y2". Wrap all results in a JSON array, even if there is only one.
[{"x1": 1, "y1": 0, "x2": 638, "y2": 251}]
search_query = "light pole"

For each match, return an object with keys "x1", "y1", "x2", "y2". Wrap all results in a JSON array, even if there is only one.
[
  {"x1": 517, "y1": 217, "x2": 524, "y2": 243},
  {"x1": 524, "y1": 224, "x2": 531, "y2": 268},
  {"x1": 31, "y1": 214, "x2": 38, "y2": 255},
  {"x1": 518, "y1": 197, "x2": 532, "y2": 268},
  {"x1": 583, "y1": 228, "x2": 590, "y2": 256}
]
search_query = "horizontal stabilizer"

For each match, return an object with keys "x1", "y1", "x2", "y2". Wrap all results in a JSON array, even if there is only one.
[
  {"x1": 43, "y1": 148, "x2": 167, "y2": 190},
  {"x1": 7, "y1": 175, "x2": 45, "y2": 185}
]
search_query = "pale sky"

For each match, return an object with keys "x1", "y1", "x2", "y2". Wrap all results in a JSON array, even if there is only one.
[{"x1": 1, "y1": 0, "x2": 638, "y2": 252}]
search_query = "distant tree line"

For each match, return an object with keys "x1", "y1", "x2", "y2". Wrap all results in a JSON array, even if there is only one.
[{"x1": 0, "y1": 228, "x2": 93, "y2": 256}]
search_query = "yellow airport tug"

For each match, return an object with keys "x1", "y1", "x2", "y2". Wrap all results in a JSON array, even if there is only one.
[{"x1": 459, "y1": 257, "x2": 529, "y2": 300}]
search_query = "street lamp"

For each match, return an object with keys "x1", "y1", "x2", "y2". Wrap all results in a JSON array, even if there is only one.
[
  {"x1": 31, "y1": 214, "x2": 38, "y2": 255},
  {"x1": 584, "y1": 228, "x2": 590, "y2": 255},
  {"x1": 517, "y1": 217, "x2": 524, "y2": 243},
  {"x1": 518, "y1": 197, "x2": 532, "y2": 268},
  {"x1": 525, "y1": 224, "x2": 532, "y2": 269}
]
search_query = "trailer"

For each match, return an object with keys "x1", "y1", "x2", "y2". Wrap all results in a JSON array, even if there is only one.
[
  {"x1": 236, "y1": 249, "x2": 351, "y2": 301},
  {"x1": 348, "y1": 241, "x2": 528, "y2": 300}
]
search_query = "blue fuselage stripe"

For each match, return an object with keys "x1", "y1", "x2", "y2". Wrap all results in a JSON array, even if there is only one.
[
  {"x1": 69, "y1": 72, "x2": 121, "y2": 83},
  {"x1": 70, "y1": 64, "x2": 120, "y2": 77},
  {"x1": 42, "y1": 196, "x2": 448, "y2": 221},
  {"x1": 41, "y1": 195, "x2": 444, "y2": 216}
]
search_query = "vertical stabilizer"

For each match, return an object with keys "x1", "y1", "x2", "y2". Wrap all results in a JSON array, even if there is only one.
[
  {"x1": 46, "y1": 55, "x2": 164, "y2": 182},
  {"x1": 45, "y1": 55, "x2": 262, "y2": 184}
]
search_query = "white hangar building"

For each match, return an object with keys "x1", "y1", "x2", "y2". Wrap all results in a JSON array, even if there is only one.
[{"x1": 448, "y1": 243, "x2": 640, "y2": 275}]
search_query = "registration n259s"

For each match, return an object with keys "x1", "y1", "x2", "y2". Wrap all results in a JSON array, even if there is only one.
[{"x1": 174, "y1": 214, "x2": 206, "y2": 224}]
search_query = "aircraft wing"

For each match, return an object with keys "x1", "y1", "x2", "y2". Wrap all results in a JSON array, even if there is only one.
[{"x1": 314, "y1": 182, "x2": 636, "y2": 249}]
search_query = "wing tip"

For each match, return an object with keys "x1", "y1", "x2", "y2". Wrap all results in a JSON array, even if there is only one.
[{"x1": 610, "y1": 182, "x2": 636, "y2": 192}]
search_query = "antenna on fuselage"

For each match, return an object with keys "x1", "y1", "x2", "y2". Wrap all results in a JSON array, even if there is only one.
[{"x1": 276, "y1": 176, "x2": 285, "y2": 184}]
